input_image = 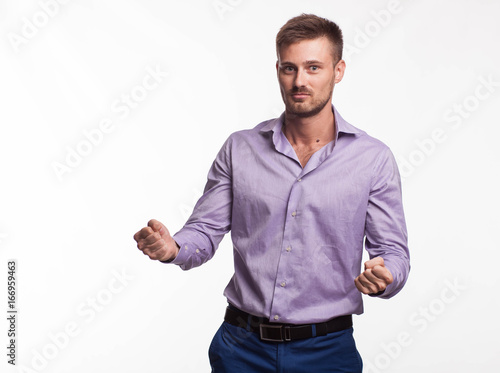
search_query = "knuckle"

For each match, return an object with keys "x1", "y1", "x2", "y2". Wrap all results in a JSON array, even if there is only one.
[{"x1": 148, "y1": 219, "x2": 160, "y2": 230}]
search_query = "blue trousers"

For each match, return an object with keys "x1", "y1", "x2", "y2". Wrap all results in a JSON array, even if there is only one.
[{"x1": 209, "y1": 321, "x2": 363, "y2": 372}]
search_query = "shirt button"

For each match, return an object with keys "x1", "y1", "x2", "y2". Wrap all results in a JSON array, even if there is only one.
[
  {"x1": 280, "y1": 282, "x2": 286, "y2": 287},
  {"x1": 286, "y1": 246, "x2": 291, "y2": 252},
  {"x1": 298, "y1": 178, "x2": 302, "y2": 182},
  {"x1": 195, "y1": 249, "x2": 200, "y2": 253},
  {"x1": 274, "y1": 315, "x2": 279, "y2": 320},
  {"x1": 291, "y1": 211, "x2": 297, "y2": 217},
  {"x1": 184, "y1": 245, "x2": 188, "y2": 251}
]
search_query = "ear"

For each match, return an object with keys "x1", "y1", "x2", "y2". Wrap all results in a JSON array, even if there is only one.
[{"x1": 334, "y1": 59, "x2": 346, "y2": 84}]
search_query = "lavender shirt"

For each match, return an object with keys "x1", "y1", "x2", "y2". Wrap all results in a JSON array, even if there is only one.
[{"x1": 172, "y1": 105, "x2": 410, "y2": 324}]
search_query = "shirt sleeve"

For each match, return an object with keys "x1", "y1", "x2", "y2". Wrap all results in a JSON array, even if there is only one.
[
  {"x1": 169, "y1": 136, "x2": 233, "y2": 270},
  {"x1": 364, "y1": 147, "x2": 410, "y2": 298}
]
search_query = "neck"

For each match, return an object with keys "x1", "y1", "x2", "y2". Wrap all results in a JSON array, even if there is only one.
[{"x1": 283, "y1": 105, "x2": 335, "y2": 147}]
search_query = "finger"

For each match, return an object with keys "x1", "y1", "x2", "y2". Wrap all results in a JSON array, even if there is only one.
[
  {"x1": 354, "y1": 276, "x2": 367, "y2": 294},
  {"x1": 363, "y1": 269, "x2": 389, "y2": 292},
  {"x1": 133, "y1": 230, "x2": 144, "y2": 242},
  {"x1": 355, "y1": 278, "x2": 375, "y2": 295},
  {"x1": 137, "y1": 235, "x2": 165, "y2": 252},
  {"x1": 140, "y1": 231, "x2": 162, "y2": 246},
  {"x1": 149, "y1": 219, "x2": 171, "y2": 238},
  {"x1": 354, "y1": 274, "x2": 379, "y2": 294},
  {"x1": 145, "y1": 238, "x2": 166, "y2": 253},
  {"x1": 134, "y1": 226, "x2": 154, "y2": 242},
  {"x1": 143, "y1": 243, "x2": 171, "y2": 261},
  {"x1": 142, "y1": 247, "x2": 166, "y2": 260},
  {"x1": 371, "y1": 265, "x2": 394, "y2": 284},
  {"x1": 140, "y1": 238, "x2": 164, "y2": 254},
  {"x1": 148, "y1": 219, "x2": 164, "y2": 233},
  {"x1": 364, "y1": 257, "x2": 384, "y2": 270}
]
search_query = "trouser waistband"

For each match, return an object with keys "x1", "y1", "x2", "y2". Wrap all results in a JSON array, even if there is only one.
[{"x1": 224, "y1": 305, "x2": 352, "y2": 342}]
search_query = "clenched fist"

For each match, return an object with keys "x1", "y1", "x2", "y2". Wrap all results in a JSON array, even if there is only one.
[
  {"x1": 354, "y1": 257, "x2": 393, "y2": 295},
  {"x1": 133, "y1": 219, "x2": 179, "y2": 262}
]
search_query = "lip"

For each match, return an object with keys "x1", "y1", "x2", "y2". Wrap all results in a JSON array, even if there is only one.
[{"x1": 291, "y1": 93, "x2": 310, "y2": 99}]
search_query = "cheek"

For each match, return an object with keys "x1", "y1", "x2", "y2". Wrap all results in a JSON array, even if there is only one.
[
  {"x1": 278, "y1": 76, "x2": 292, "y2": 90},
  {"x1": 318, "y1": 76, "x2": 335, "y2": 93}
]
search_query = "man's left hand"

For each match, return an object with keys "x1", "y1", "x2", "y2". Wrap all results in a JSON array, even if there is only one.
[{"x1": 354, "y1": 257, "x2": 393, "y2": 295}]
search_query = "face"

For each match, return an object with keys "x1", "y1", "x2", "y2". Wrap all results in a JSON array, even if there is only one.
[{"x1": 277, "y1": 37, "x2": 345, "y2": 118}]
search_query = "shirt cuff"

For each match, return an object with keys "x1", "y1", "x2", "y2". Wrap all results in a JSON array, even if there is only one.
[
  {"x1": 166, "y1": 229, "x2": 213, "y2": 269},
  {"x1": 169, "y1": 239, "x2": 191, "y2": 266},
  {"x1": 370, "y1": 260, "x2": 405, "y2": 299}
]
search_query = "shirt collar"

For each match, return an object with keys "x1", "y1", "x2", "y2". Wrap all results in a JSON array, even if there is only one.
[{"x1": 259, "y1": 105, "x2": 363, "y2": 137}]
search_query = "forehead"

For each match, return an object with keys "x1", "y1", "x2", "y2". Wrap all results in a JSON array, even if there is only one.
[{"x1": 278, "y1": 37, "x2": 334, "y2": 64}]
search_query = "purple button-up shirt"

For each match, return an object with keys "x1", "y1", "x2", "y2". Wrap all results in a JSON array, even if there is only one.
[{"x1": 172, "y1": 105, "x2": 410, "y2": 324}]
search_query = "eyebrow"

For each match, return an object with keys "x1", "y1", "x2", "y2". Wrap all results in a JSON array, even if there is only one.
[
  {"x1": 280, "y1": 60, "x2": 324, "y2": 66},
  {"x1": 305, "y1": 60, "x2": 324, "y2": 65}
]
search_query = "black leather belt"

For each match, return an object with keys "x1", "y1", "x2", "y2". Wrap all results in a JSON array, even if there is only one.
[{"x1": 224, "y1": 306, "x2": 352, "y2": 342}]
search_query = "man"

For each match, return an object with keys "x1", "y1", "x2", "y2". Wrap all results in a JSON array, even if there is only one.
[{"x1": 134, "y1": 14, "x2": 410, "y2": 372}]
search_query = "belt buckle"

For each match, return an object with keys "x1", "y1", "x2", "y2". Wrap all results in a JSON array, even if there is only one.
[{"x1": 259, "y1": 324, "x2": 291, "y2": 342}]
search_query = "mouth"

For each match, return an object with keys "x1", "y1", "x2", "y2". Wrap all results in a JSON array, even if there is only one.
[{"x1": 291, "y1": 92, "x2": 310, "y2": 100}]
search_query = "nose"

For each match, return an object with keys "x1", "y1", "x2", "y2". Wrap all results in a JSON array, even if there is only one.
[{"x1": 294, "y1": 68, "x2": 307, "y2": 88}]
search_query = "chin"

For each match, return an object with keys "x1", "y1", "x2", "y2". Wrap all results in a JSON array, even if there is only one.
[
  {"x1": 288, "y1": 102, "x2": 310, "y2": 112},
  {"x1": 286, "y1": 103, "x2": 319, "y2": 118}
]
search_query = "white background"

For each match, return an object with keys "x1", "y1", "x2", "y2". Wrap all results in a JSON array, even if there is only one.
[{"x1": 1, "y1": 0, "x2": 499, "y2": 372}]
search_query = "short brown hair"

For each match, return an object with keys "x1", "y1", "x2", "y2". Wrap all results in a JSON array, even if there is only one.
[{"x1": 276, "y1": 14, "x2": 343, "y2": 63}]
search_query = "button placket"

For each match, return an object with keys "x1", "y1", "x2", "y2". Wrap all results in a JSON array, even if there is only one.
[{"x1": 269, "y1": 173, "x2": 304, "y2": 322}]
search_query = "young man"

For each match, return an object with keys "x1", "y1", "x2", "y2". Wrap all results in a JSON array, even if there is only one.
[{"x1": 134, "y1": 14, "x2": 410, "y2": 372}]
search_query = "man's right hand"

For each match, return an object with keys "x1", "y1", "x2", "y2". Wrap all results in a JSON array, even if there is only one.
[{"x1": 133, "y1": 219, "x2": 179, "y2": 262}]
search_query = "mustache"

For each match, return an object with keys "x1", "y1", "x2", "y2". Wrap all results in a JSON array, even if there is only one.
[{"x1": 290, "y1": 88, "x2": 312, "y2": 94}]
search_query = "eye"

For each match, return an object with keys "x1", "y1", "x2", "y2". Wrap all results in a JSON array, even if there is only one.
[
  {"x1": 309, "y1": 66, "x2": 319, "y2": 71},
  {"x1": 281, "y1": 66, "x2": 295, "y2": 73}
]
